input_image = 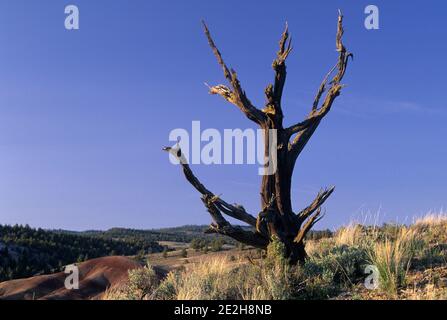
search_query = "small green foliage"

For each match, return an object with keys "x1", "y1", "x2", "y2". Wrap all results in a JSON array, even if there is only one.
[
  {"x1": 237, "y1": 242, "x2": 246, "y2": 251},
  {"x1": 126, "y1": 265, "x2": 158, "y2": 300},
  {"x1": 162, "y1": 247, "x2": 168, "y2": 259},
  {"x1": 104, "y1": 262, "x2": 159, "y2": 300},
  {"x1": 211, "y1": 238, "x2": 225, "y2": 252}
]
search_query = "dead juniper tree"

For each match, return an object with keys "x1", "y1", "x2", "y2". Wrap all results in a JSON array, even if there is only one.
[{"x1": 164, "y1": 12, "x2": 352, "y2": 264}]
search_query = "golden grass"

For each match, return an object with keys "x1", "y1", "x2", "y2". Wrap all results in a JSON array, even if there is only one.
[
  {"x1": 103, "y1": 284, "x2": 128, "y2": 300},
  {"x1": 156, "y1": 239, "x2": 297, "y2": 300},
  {"x1": 367, "y1": 227, "x2": 417, "y2": 297},
  {"x1": 414, "y1": 212, "x2": 447, "y2": 226},
  {"x1": 412, "y1": 212, "x2": 447, "y2": 245},
  {"x1": 335, "y1": 223, "x2": 365, "y2": 247},
  {"x1": 102, "y1": 212, "x2": 447, "y2": 301},
  {"x1": 174, "y1": 257, "x2": 234, "y2": 300}
]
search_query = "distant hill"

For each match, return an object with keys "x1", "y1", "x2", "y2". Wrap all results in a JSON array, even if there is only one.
[
  {"x1": 75, "y1": 225, "x2": 239, "y2": 244},
  {"x1": 0, "y1": 256, "x2": 146, "y2": 300},
  {"x1": 0, "y1": 224, "x2": 163, "y2": 282},
  {"x1": 54, "y1": 225, "x2": 332, "y2": 244}
]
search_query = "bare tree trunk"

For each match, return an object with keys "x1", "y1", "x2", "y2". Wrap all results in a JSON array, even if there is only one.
[{"x1": 164, "y1": 11, "x2": 352, "y2": 264}]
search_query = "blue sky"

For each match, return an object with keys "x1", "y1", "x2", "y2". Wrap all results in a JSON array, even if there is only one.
[{"x1": 0, "y1": 0, "x2": 446, "y2": 230}]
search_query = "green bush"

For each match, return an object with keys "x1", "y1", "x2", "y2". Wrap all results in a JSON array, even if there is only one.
[
  {"x1": 298, "y1": 245, "x2": 368, "y2": 299},
  {"x1": 104, "y1": 262, "x2": 159, "y2": 300},
  {"x1": 126, "y1": 265, "x2": 159, "y2": 300},
  {"x1": 155, "y1": 272, "x2": 178, "y2": 300},
  {"x1": 211, "y1": 239, "x2": 225, "y2": 252}
]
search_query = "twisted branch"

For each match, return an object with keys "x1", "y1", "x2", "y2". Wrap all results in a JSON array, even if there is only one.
[
  {"x1": 202, "y1": 21, "x2": 266, "y2": 125},
  {"x1": 163, "y1": 145, "x2": 258, "y2": 227},
  {"x1": 287, "y1": 11, "x2": 352, "y2": 151}
]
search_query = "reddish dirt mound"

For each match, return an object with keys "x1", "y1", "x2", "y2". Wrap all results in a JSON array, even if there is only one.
[{"x1": 0, "y1": 256, "x2": 142, "y2": 300}]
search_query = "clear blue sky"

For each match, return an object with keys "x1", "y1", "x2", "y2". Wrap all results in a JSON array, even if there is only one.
[{"x1": 0, "y1": 0, "x2": 446, "y2": 231}]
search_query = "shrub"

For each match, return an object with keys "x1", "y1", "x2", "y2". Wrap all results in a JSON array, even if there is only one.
[
  {"x1": 412, "y1": 241, "x2": 446, "y2": 268},
  {"x1": 162, "y1": 247, "x2": 168, "y2": 259},
  {"x1": 300, "y1": 245, "x2": 368, "y2": 299},
  {"x1": 103, "y1": 262, "x2": 159, "y2": 300},
  {"x1": 126, "y1": 265, "x2": 159, "y2": 299},
  {"x1": 308, "y1": 245, "x2": 367, "y2": 283},
  {"x1": 155, "y1": 272, "x2": 178, "y2": 300},
  {"x1": 135, "y1": 249, "x2": 146, "y2": 263},
  {"x1": 237, "y1": 242, "x2": 246, "y2": 251},
  {"x1": 211, "y1": 239, "x2": 224, "y2": 252},
  {"x1": 235, "y1": 237, "x2": 297, "y2": 300},
  {"x1": 191, "y1": 238, "x2": 206, "y2": 251}
]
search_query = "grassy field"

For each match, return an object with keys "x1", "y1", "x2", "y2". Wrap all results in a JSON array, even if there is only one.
[
  {"x1": 145, "y1": 242, "x2": 251, "y2": 275},
  {"x1": 104, "y1": 213, "x2": 447, "y2": 300}
]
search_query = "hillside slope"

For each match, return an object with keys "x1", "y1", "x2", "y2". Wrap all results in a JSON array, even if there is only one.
[
  {"x1": 0, "y1": 224, "x2": 163, "y2": 282},
  {"x1": 0, "y1": 256, "x2": 142, "y2": 300}
]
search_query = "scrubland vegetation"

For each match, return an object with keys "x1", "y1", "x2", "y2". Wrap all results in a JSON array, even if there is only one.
[{"x1": 105, "y1": 213, "x2": 447, "y2": 300}]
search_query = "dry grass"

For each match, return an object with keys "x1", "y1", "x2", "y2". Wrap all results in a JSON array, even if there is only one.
[
  {"x1": 127, "y1": 238, "x2": 300, "y2": 300},
  {"x1": 404, "y1": 285, "x2": 447, "y2": 300},
  {"x1": 334, "y1": 223, "x2": 365, "y2": 247},
  {"x1": 412, "y1": 212, "x2": 447, "y2": 250},
  {"x1": 102, "y1": 212, "x2": 447, "y2": 301},
  {"x1": 169, "y1": 257, "x2": 235, "y2": 300},
  {"x1": 414, "y1": 212, "x2": 447, "y2": 226},
  {"x1": 367, "y1": 227, "x2": 417, "y2": 297},
  {"x1": 401, "y1": 266, "x2": 447, "y2": 300},
  {"x1": 155, "y1": 239, "x2": 299, "y2": 300}
]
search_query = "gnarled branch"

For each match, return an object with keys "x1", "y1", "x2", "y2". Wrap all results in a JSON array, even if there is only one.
[
  {"x1": 163, "y1": 145, "x2": 258, "y2": 227},
  {"x1": 202, "y1": 21, "x2": 267, "y2": 125},
  {"x1": 287, "y1": 11, "x2": 352, "y2": 156},
  {"x1": 294, "y1": 208, "x2": 325, "y2": 244},
  {"x1": 264, "y1": 23, "x2": 293, "y2": 123},
  {"x1": 201, "y1": 195, "x2": 269, "y2": 249},
  {"x1": 296, "y1": 187, "x2": 335, "y2": 224}
]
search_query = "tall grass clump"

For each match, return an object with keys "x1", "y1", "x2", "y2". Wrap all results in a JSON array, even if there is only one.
[
  {"x1": 166, "y1": 257, "x2": 235, "y2": 300},
  {"x1": 367, "y1": 227, "x2": 417, "y2": 297},
  {"x1": 335, "y1": 223, "x2": 365, "y2": 247},
  {"x1": 414, "y1": 212, "x2": 447, "y2": 226}
]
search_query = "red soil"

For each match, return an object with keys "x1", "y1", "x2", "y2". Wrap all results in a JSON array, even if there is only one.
[{"x1": 0, "y1": 256, "x2": 142, "y2": 300}]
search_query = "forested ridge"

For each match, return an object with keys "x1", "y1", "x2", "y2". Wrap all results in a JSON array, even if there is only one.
[{"x1": 0, "y1": 224, "x2": 162, "y2": 282}]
